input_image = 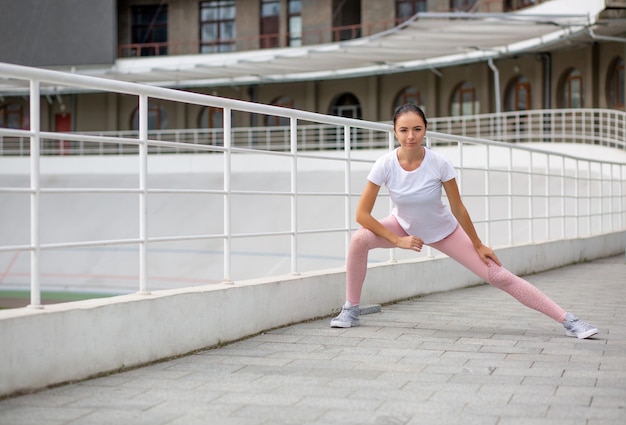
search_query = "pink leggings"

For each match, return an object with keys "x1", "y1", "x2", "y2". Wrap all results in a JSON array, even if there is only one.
[{"x1": 346, "y1": 216, "x2": 566, "y2": 322}]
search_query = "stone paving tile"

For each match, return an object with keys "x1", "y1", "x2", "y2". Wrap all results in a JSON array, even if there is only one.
[
  {"x1": 1, "y1": 255, "x2": 625, "y2": 425},
  {"x1": 0, "y1": 406, "x2": 95, "y2": 425}
]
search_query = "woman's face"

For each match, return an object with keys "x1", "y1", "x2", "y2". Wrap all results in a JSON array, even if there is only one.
[{"x1": 394, "y1": 111, "x2": 426, "y2": 149}]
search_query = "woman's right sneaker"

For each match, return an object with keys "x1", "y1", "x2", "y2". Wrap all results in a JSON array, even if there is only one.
[
  {"x1": 562, "y1": 313, "x2": 598, "y2": 339},
  {"x1": 330, "y1": 302, "x2": 360, "y2": 328}
]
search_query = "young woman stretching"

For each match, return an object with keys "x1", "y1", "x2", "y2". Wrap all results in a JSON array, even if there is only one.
[{"x1": 330, "y1": 104, "x2": 598, "y2": 339}]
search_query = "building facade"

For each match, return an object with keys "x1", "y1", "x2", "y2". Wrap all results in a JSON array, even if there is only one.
[{"x1": 0, "y1": 0, "x2": 624, "y2": 134}]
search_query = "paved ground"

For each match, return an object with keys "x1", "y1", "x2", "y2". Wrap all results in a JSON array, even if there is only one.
[{"x1": 1, "y1": 255, "x2": 625, "y2": 425}]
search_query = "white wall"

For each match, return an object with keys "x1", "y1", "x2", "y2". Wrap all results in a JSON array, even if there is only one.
[
  {"x1": 1, "y1": 144, "x2": 625, "y2": 396},
  {"x1": 1, "y1": 231, "x2": 624, "y2": 397}
]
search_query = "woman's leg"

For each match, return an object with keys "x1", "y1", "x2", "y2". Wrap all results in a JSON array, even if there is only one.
[
  {"x1": 332, "y1": 216, "x2": 408, "y2": 328},
  {"x1": 429, "y1": 226, "x2": 567, "y2": 322},
  {"x1": 345, "y1": 215, "x2": 408, "y2": 305}
]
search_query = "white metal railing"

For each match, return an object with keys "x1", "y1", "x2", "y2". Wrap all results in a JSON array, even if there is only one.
[
  {"x1": 0, "y1": 125, "x2": 386, "y2": 156},
  {"x1": 2, "y1": 109, "x2": 625, "y2": 157},
  {"x1": 422, "y1": 133, "x2": 626, "y2": 248},
  {"x1": 428, "y1": 109, "x2": 626, "y2": 150},
  {"x1": 0, "y1": 62, "x2": 625, "y2": 309}
]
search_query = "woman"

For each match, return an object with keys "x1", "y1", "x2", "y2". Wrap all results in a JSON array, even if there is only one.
[{"x1": 330, "y1": 104, "x2": 598, "y2": 339}]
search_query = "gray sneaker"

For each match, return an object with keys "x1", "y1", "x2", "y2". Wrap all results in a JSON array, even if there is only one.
[
  {"x1": 330, "y1": 304, "x2": 360, "y2": 328},
  {"x1": 563, "y1": 313, "x2": 598, "y2": 339}
]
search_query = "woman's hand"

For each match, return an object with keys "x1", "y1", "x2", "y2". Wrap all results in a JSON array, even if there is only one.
[
  {"x1": 476, "y1": 244, "x2": 502, "y2": 267},
  {"x1": 396, "y1": 235, "x2": 424, "y2": 252}
]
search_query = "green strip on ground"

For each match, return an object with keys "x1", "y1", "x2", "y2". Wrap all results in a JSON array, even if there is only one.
[{"x1": 0, "y1": 290, "x2": 115, "y2": 310}]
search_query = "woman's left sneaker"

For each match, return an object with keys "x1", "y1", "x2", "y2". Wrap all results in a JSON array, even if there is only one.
[{"x1": 562, "y1": 313, "x2": 598, "y2": 339}]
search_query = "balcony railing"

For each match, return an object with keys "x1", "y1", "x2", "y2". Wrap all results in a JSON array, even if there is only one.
[
  {"x1": 2, "y1": 109, "x2": 624, "y2": 157},
  {"x1": 117, "y1": 1, "x2": 552, "y2": 58},
  {"x1": 428, "y1": 109, "x2": 626, "y2": 150},
  {"x1": 119, "y1": 19, "x2": 395, "y2": 58}
]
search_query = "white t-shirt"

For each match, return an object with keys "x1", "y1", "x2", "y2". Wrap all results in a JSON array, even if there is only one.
[{"x1": 367, "y1": 147, "x2": 458, "y2": 243}]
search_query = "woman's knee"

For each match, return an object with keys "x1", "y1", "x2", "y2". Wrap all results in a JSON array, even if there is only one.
[
  {"x1": 487, "y1": 263, "x2": 515, "y2": 289},
  {"x1": 350, "y1": 228, "x2": 375, "y2": 247}
]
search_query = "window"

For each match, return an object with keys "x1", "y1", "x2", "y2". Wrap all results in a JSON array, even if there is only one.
[
  {"x1": 505, "y1": 76, "x2": 531, "y2": 111},
  {"x1": 396, "y1": 0, "x2": 426, "y2": 23},
  {"x1": 332, "y1": 0, "x2": 361, "y2": 42},
  {"x1": 200, "y1": 1, "x2": 236, "y2": 53},
  {"x1": 0, "y1": 103, "x2": 25, "y2": 129},
  {"x1": 450, "y1": 0, "x2": 477, "y2": 11},
  {"x1": 394, "y1": 86, "x2": 422, "y2": 112},
  {"x1": 504, "y1": 0, "x2": 536, "y2": 11},
  {"x1": 328, "y1": 93, "x2": 362, "y2": 149},
  {"x1": 260, "y1": 0, "x2": 280, "y2": 49},
  {"x1": 559, "y1": 68, "x2": 583, "y2": 108},
  {"x1": 131, "y1": 5, "x2": 168, "y2": 56},
  {"x1": 607, "y1": 57, "x2": 624, "y2": 109},
  {"x1": 330, "y1": 93, "x2": 362, "y2": 119},
  {"x1": 288, "y1": 0, "x2": 302, "y2": 47},
  {"x1": 450, "y1": 82, "x2": 479, "y2": 116},
  {"x1": 131, "y1": 103, "x2": 168, "y2": 131},
  {"x1": 199, "y1": 107, "x2": 223, "y2": 129}
]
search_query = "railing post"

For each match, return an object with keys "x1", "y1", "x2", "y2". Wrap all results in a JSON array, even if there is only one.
[
  {"x1": 223, "y1": 108, "x2": 233, "y2": 284},
  {"x1": 561, "y1": 155, "x2": 566, "y2": 238},
  {"x1": 138, "y1": 94, "x2": 149, "y2": 295},
  {"x1": 28, "y1": 80, "x2": 42, "y2": 309},
  {"x1": 575, "y1": 158, "x2": 580, "y2": 238},
  {"x1": 484, "y1": 145, "x2": 491, "y2": 246},
  {"x1": 344, "y1": 125, "x2": 352, "y2": 263},
  {"x1": 425, "y1": 135, "x2": 434, "y2": 258},
  {"x1": 507, "y1": 146, "x2": 513, "y2": 245},
  {"x1": 621, "y1": 163, "x2": 625, "y2": 234},
  {"x1": 544, "y1": 153, "x2": 549, "y2": 239},
  {"x1": 528, "y1": 151, "x2": 534, "y2": 243},
  {"x1": 587, "y1": 159, "x2": 593, "y2": 235},
  {"x1": 388, "y1": 130, "x2": 397, "y2": 262},
  {"x1": 291, "y1": 118, "x2": 300, "y2": 275}
]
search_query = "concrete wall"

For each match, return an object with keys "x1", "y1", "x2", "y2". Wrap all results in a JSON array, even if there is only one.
[
  {"x1": 1, "y1": 231, "x2": 624, "y2": 397},
  {"x1": 0, "y1": 0, "x2": 116, "y2": 67}
]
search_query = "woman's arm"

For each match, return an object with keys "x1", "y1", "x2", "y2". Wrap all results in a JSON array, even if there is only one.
[
  {"x1": 443, "y1": 178, "x2": 502, "y2": 266},
  {"x1": 356, "y1": 181, "x2": 424, "y2": 252}
]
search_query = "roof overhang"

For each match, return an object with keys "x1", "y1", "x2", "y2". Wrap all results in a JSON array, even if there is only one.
[{"x1": 0, "y1": 0, "x2": 623, "y2": 96}]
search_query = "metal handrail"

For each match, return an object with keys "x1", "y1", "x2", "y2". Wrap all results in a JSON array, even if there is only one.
[{"x1": 0, "y1": 62, "x2": 624, "y2": 309}]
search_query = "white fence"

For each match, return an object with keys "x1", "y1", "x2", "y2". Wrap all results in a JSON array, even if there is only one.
[
  {"x1": 428, "y1": 109, "x2": 626, "y2": 150},
  {"x1": 0, "y1": 62, "x2": 625, "y2": 308},
  {"x1": 1, "y1": 109, "x2": 625, "y2": 156}
]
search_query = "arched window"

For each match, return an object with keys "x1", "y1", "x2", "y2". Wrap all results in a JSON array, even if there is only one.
[
  {"x1": 0, "y1": 103, "x2": 26, "y2": 129},
  {"x1": 559, "y1": 68, "x2": 583, "y2": 108},
  {"x1": 450, "y1": 81, "x2": 478, "y2": 116},
  {"x1": 505, "y1": 76, "x2": 531, "y2": 111},
  {"x1": 131, "y1": 103, "x2": 168, "y2": 130},
  {"x1": 265, "y1": 96, "x2": 294, "y2": 126},
  {"x1": 199, "y1": 106, "x2": 223, "y2": 128},
  {"x1": 607, "y1": 57, "x2": 624, "y2": 109},
  {"x1": 394, "y1": 86, "x2": 421, "y2": 109},
  {"x1": 330, "y1": 93, "x2": 362, "y2": 119},
  {"x1": 393, "y1": 86, "x2": 425, "y2": 117}
]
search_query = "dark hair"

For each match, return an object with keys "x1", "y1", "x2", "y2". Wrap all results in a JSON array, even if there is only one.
[{"x1": 392, "y1": 104, "x2": 428, "y2": 128}]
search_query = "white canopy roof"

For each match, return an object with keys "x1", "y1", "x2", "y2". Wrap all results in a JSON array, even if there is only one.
[{"x1": 0, "y1": 0, "x2": 622, "y2": 95}]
